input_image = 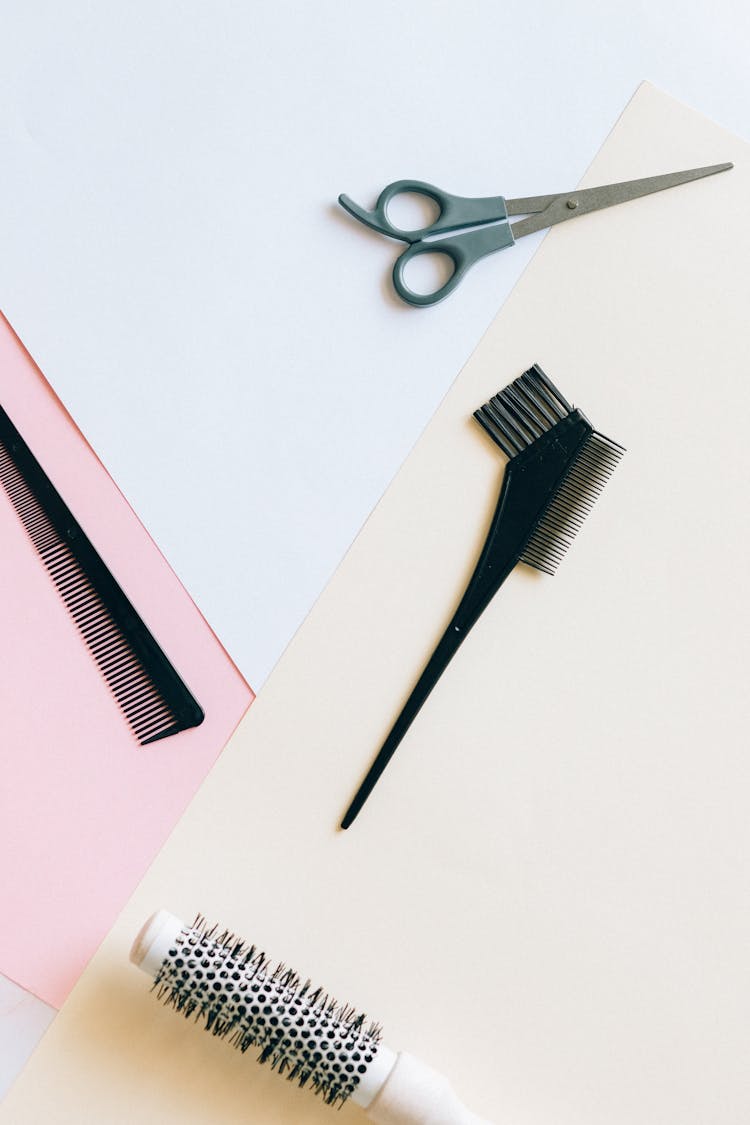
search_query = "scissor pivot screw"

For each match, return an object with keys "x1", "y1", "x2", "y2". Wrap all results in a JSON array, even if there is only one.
[{"x1": 566, "y1": 198, "x2": 579, "y2": 210}]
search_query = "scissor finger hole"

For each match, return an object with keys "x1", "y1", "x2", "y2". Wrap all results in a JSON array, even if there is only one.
[
  {"x1": 402, "y1": 251, "x2": 455, "y2": 297},
  {"x1": 386, "y1": 191, "x2": 441, "y2": 234}
]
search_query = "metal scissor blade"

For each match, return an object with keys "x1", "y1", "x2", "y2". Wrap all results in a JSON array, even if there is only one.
[{"x1": 508, "y1": 162, "x2": 733, "y2": 239}]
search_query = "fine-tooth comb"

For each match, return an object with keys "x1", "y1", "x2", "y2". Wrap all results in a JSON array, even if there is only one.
[
  {"x1": 0, "y1": 403, "x2": 204, "y2": 745},
  {"x1": 341, "y1": 364, "x2": 625, "y2": 828}
]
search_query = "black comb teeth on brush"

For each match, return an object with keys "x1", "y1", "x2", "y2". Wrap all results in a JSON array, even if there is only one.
[
  {"x1": 341, "y1": 364, "x2": 624, "y2": 828},
  {"x1": 474, "y1": 365, "x2": 625, "y2": 576},
  {"x1": 0, "y1": 404, "x2": 204, "y2": 745}
]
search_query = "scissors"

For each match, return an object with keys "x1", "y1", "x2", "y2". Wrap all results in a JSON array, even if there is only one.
[{"x1": 338, "y1": 163, "x2": 732, "y2": 307}]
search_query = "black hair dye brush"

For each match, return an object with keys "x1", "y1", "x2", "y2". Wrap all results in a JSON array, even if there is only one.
[{"x1": 341, "y1": 364, "x2": 625, "y2": 828}]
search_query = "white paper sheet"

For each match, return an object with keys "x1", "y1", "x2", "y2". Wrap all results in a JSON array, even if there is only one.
[
  {"x1": 1, "y1": 3, "x2": 749, "y2": 685},
  {"x1": 0, "y1": 978, "x2": 53, "y2": 1101}
]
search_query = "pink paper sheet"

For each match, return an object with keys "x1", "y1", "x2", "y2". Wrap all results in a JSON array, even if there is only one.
[{"x1": 0, "y1": 313, "x2": 253, "y2": 1007}]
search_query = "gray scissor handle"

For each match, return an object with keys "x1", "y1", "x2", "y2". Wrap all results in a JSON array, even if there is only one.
[
  {"x1": 393, "y1": 222, "x2": 516, "y2": 307},
  {"x1": 338, "y1": 179, "x2": 507, "y2": 243}
]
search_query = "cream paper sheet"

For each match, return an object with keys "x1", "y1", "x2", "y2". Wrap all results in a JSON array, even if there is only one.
[{"x1": 3, "y1": 83, "x2": 748, "y2": 1125}]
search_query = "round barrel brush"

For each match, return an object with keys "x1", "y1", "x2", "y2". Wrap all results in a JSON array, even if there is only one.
[{"x1": 131, "y1": 910, "x2": 492, "y2": 1124}]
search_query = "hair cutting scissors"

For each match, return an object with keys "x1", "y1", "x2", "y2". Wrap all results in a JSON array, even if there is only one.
[{"x1": 338, "y1": 163, "x2": 732, "y2": 307}]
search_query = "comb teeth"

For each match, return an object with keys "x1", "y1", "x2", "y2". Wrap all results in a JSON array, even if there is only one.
[
  {"x1": 473, "y1": 363, "x2": 572, "y2": 458},
  {"x1": 0, "y1": 425, "x2": 202, "y2": 745},
  {"x1": 521, "y1": 431, "x2": 625, "y2": 576},
  {"x1": 153, "y1": 914, "x2": 382, "y2": 1107}
]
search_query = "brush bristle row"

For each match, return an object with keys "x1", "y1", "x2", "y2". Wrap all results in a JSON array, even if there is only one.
[
  {"x1": 520, "y1": 431, "x2": 625, "y2": 575},
  {"x1": 473, "y1": 363, "x2": 572, "y2": 458},
  {"x1": 153, "y1": 915, "x2": 382, "y2": 1106},
  {"x1": 0, "y1": 438, "x2": 184, "y2": 744}
]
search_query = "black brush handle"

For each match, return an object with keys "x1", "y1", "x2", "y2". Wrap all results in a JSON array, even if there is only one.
[
  {"x1": 340, "y1": 608, "x2": 505, "y2": 830},
  {"x1": 340, "y1": 471, "x2": 524, "y2": 830},
  {"x1": 340, "y1": 413, "x2": 592, "y2": 829}
]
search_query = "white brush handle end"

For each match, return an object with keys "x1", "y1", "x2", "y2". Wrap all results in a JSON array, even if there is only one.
[
  {"x1": 366, "y1": 1051, "x2": 493, "y2": 1125},
  {"x1": 130, "y1": 910, "x2": 184, "y2": 978}
]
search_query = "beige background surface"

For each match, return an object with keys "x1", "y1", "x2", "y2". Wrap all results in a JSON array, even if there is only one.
[{"x1": 4, "y1": 83, "x2": 748, "y2": 1124}]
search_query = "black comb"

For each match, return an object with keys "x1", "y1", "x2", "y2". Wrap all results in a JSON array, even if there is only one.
[
  {"x1": 0, "y1": 403, "x2": 204, "y2": 745},
  {"x1": 341, "y1": 364, "x2": 624, "y2": 827}
]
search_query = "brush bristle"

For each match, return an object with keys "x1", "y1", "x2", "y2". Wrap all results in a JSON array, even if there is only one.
[
  {"x1": 520, "y1": 430, "x2": 625, "y2": 575},
  {"x1": 473, "y1": 363, "x2": 573, "y2": 458},
  {"x1": 153, "y1": 914, "x2": 382, "y2": 1107}
]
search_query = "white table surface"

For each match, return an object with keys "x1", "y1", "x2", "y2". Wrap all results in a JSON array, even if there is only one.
[{"x1": 1, "y1": 0, "x2": 748, "y2": 1101}]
